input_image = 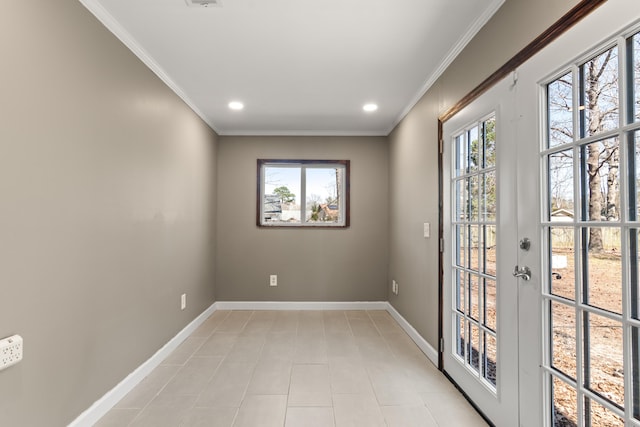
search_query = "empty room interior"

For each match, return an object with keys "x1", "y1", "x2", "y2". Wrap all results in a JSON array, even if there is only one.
[{"x1": 2, "y1": 0, "x2": 639, "y2": 426}]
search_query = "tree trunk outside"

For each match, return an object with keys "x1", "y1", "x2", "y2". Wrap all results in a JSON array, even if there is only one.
[
  {"x1": 586, "y1": 60, "x2": 605, "y2": 252},
  {"x1": 606, "y1": 141, "x2": 620, "y2": 221},
  {"x1": 588, "y1": 142, "x2": 604, "y2": 252}
]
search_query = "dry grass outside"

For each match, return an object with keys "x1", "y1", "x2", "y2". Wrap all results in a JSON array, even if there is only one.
[
  {"x1": 460, "y1": 247, "x2": 625, "y2": 426},
  {"x1": 550, "y1": 248, "x2": 624, "y2": 426}
]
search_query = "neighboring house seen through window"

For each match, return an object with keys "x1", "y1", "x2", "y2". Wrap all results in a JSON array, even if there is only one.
[{"x1": 257, "y1": 159, "x2": 350, "y2": 227}]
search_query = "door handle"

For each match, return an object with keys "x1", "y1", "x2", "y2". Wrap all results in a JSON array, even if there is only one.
[{"x1": 513, "y1": 265, "x2": 531, "y2": 281}]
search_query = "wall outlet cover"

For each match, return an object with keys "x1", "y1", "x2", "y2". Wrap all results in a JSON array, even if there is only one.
[{"x1": 0, "y1": 335, "x2": 23, "y2": 371}]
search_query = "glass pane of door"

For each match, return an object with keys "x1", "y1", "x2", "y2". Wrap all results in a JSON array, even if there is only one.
[
  {"x1": 541, "y1": 30, "x2": 640, "y2": 424},
  {"x1": 452, "y1": 115, "x2": 498, "y2": 389}
]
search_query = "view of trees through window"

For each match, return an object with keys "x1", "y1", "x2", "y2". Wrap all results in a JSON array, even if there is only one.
[
  {"x1": 545, "y1": 30, "x2": 640, "y2": 427},
  {"x1": 452, "y1": 114, "x2": 498, "y2": 391},
  {"x1": 258, "y1": 160, "x2": 349, "y2": 227}
]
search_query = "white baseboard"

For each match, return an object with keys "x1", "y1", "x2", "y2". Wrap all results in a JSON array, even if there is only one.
[
  {"x1": 385, "y1": 302, "x2": 439, "y2": 366},
  {"x1": 71, "y1": 300, "x2": 437, "y2": 426},
  {"x1": 68, "y1": 303, "x2": 217, "y2": 427},
  {"x1": 214, "y1": 300, "x2": 388, "y2": 311}
]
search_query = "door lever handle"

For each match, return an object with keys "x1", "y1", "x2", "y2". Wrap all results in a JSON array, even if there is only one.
[{"x1": 513, "y1": 265, "x2": 531, "y2": 281}]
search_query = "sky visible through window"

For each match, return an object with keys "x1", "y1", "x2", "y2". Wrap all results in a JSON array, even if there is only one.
[{"x1": 265, "y1": 166, "x2": 337, "y2": 206}]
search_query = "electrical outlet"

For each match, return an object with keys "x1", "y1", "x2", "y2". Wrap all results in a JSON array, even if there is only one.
[
  {"x1": 0, "y1": 335, "x2": 23, "y2": 371},
  {"x1": 424, "y1": 222, "x2": 430, "y2": 238},
  {"x1": 392, "y1": 280, "x2": 398, "y2": 295},
  {"x1": 270, "y1": 275, "x2": 278, "y2": 287},
  {"x1": 181, "y1": 294, "x2": 187, "y2": 310}
]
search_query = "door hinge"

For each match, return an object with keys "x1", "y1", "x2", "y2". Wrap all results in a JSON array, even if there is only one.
[
  {"x1": 439, "y1": 337, "x2": 444, "y2": 353},
  {"x1": 439, "y1": 238, "x2": 444, "y2": 252},
  {"x1": 439, "y1": 139, "x2": 443, "y2": 154}
]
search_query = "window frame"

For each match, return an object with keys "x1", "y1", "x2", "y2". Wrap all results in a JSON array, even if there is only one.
[{"x1": 256, "y1": 159, "x2": 350, "y2": 228}]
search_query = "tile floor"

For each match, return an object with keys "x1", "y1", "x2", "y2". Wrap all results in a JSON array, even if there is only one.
[{"x1": 94, "y1": 310, "x2": 488, "y2": 427}]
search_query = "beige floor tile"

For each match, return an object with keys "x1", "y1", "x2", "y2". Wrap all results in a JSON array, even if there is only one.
[
  {"x1": 250, "y1": 310, "x2": 278, "y2": 320},
  {"x1": 288, "y1": 364, "x2": 332, "y2": 407},
  {"x1": 323, "y1": 311, "x2": 350, "y2": 334},
  {"x1": 195, "y1": 361, "x2": 255, "y2": 407},
  {"x1": 297, "y1": 324, "x2": 325, "y2": 337},
  {"x1": 356, "y1": 336, "x2": 394, "y2": 362},
  {"x1": 148, "y1": 392, "x2": 198, "y2": 408},
  {"x1": 329, "y1": 358, "x2": 374, "y2": 394},
  {"x1": 260, "y1": 333, "x2": 296, "y2": 361},
  {"x1": 294, "y1": 336, "x2": 327, "y2": 364},
  {"x1": 367, "y1": 361, "x2": 423, "y2": 406},
  {"x1": 332, "y1": 393, "x2": 386, "y2": 427},
  {"x1": 161, "y1": 337, "x2": 208, "y2": 366},
  {"x1": 241, "y1": 312, "x2": 276, "y2": 335},
  {"x1": 297, "y1": 312, "x2": 325, "y2": 335},
  {"x1": 366, "y1": 310, "x2": 392, "y2": 319},
  {"x1": 326, "y1": 333, "x2": 361, "y2": 359},
  {"x1": 179, "y1": 407, "x2": 238, "y2": 427},
  {"x1": 270, "y1": 311, "x2": 299, "y2": 333},
  {"x1": 190, "y1": 311, "x2": 230, "y2": 338},
  {"x1": 162, "y1": 356, "x2": 224, "y2": 395},
  {"x1": 241, "y1": 319, "x2": 274, "y2": 335},
  {"x1": 344, "y1": 310, "x2": 370, "y2": 319},
  {"x1": 348, "y1": 318, "x2": 381, "y2": 338},
  {"x1": 383, "y1": 332, "x2": 426, "y2": 362},
  {"x1": 421, "y1": 391, "x2": 488, "y2": 426},
  {"x1": 246, "y1": 359, "x2": 292, "y2": 395},
  {"x1": 369, "y1": 311, "x2": 404, "y2": 335},
  {"x1": 225, "y1": 334, "x2": 266, "y2": 363},
  {"x1": 216, "y1": 311, "x2": 253, "y2": 333},
  {"x1": 232, "y1": 395, "x2": 287, "y2": 427},
  {"x1": 381, "y1": 405, "x2": 439, "y2": 427},
  {"x1": 96, "y1": 310, "x2": 487, "y2": 427},
  {"x1": 403, "y1": 359, "x2": 453, "y2": 393},
  {"x1": 299, "y1": 310, "x2": 325, "y2": 321},
  {"x1": 382, "y1": 329, "x2": 420, "y2": 349},
  {"x1": 195, "y1": 333, "x2": 238, "y2": 357},
  {"x1": 115, "y1": 365, "x2": 180, "y2": 409},
  {"x1": 129, "y1": 407, "x2": 189, "y2": 427},
  {"x1": 93, "y1": 408, "x2": 139, "y2": 427},
  {"x1": 130, "y1": 394, "x2": 197, "y2": 427},
  {"x1": 284, "y1": 407, "x2": 335, "y2": 427}
]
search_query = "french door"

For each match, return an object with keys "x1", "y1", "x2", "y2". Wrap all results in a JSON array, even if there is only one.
[
  {"x1": 442, "y1": 2, "x2": 640, "y2": 426},
  {"x1": 443, "y1": 74, "x2": 540, "y2": 426}
]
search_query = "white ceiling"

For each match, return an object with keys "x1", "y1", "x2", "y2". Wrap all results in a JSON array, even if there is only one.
[{"x1": 81, "y1": 0, "x2": 503, "y2": 136}]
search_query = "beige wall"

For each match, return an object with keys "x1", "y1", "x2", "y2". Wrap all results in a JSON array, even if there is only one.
[
  {"x1": 0, "y1": 0, "x2": 593, "y2": 424},
  {"x1": 0, "y1": 2, "x2": 218, "y2": 426},
  {"x1": 388, "y1": 0, "x2": 582, "y2": 347},
  {"x1": 216, "y1": 136, "x2": 389, "y2": 302}
]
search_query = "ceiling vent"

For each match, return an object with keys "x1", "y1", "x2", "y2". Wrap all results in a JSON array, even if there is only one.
[{"x1": 185, "y1": 0, "x2": 222, "y2": 7}]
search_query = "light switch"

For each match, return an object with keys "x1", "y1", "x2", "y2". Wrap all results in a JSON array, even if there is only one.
[{"x1": 424, "y1": 222, "x2": 430, "y2": 238}]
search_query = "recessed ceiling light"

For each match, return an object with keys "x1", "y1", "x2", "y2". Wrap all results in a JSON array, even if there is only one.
[
  {"x1": 363, "y1": 103, "x2": 378, "y2": 112},
  {"x1": 228, "y1": 101, "x2": 244, "y2": 111},
  {"x1": 185, "y1": 0, "x2": 223, "y2": 7}
]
